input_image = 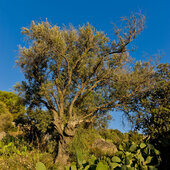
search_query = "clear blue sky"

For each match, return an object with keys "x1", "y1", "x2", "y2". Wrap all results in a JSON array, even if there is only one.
[{"x1": 0, "y1": 0, "x2": 169, "y2": 132}]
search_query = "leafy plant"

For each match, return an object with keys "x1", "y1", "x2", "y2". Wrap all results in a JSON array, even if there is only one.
[
  {"x1": 36, "y1": 162, "x2": 46, "y2": 170},
  {"x1": 66, "y1": 139, "x2": 161, "y2": 170},
  {"x1": 113, "y1": 140, "x2": 161, "y2": 169}
]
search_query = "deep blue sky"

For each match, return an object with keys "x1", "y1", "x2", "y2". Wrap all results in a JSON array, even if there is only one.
[{"x1": 0, "y1": 0, "x2": 169, "y2": 132}]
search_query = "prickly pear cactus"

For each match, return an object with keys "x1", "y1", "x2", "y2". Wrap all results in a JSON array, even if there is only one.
[
  {"x1": 35, "y1": 162, "x2": 46, "y2": 170},
  {"x1": 96, "y1": 162, "x2": 108, "y2": 170}
]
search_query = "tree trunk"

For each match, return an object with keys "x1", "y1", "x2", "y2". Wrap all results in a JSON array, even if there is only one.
[
  {"x1": 55, "y1": 135, "x2": 73, "y2": 167},
  {"x1": 54, "y1": 121, "x2": 77, "y2": 168}
]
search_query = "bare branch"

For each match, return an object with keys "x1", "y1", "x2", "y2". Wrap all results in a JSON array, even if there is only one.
[{"x1": 111, "y1": 13, "x2": 145, "y2": 54}]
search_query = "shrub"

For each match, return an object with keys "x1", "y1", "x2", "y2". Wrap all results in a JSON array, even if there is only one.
[
  {"x1": 0, "y1": 136, "x2": 58, "y2": 170},
  {"x1": 66, "y1": 138, "x2": 161, "y2": 170}
]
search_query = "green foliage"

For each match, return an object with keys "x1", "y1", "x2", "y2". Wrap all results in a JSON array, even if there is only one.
[
  {"x1": 114, "y1": 140, "x2": 161, "y2": 169},
  {"x1": 132, "y1": 64, "x2": 170, "y2": 137},
  {"x1": 0, "y1": 101, "x2": 13, "y2": 132},
  {"x1": 70, "y1": 162, "x2": 77, "y2": 170},
  {"x1": 120, "y1": 63, "x2": 170, "y2": 169},
  {"x1": 26, "y1": 109, "x2": 54, "y2": 134},
  {"x1": 69, "y1": 127, "x2": 101, "y2": 163},
  {"x1": 124, "y1": 131, "x2": 144, "y2": 144},
  {"x1": 0, "y1": 128, "x2": 161, "y2": 170},
  {"x1": 111, "y1": 156, "x2": 121, "y2": 163},
  {"x1": 0, "y1": 91, "x2": 25, "y2": 120},
  {"x1": 67, "y1": 155, "x2": 108, "y2": 170},
  {"x1": 143, "y1": 64, "x2": 170, "y2": 170},
  {"x1": 17, "y1": 108, "x2": 58, "y2": 151},
  {"x1": 36, "y1": 162, "x2": 46, "y2": 170},
  {"x1": 0, "y1": 136, "x2": 58, "y2": 170},
  {"x1": 96, "y1": 161, "x2": 109, "y2": 170},
  {"x1": 0, "y1": 91, "x2": 25, "y2": 134},
  {"x1": 99, "y1": 129, "x2": 144, "y2": 147},
  {"x1": 99, "y1": 129, "x2": 124, "y2": 146},
  {"x1": 69, "y1": 128, "x2": 145, "y2": 168},
  {"x1": 66, "y1": 139, "x2": 160, "y2": 170},
  {"x1": 0, "y1": 141, "x2": 27, "y2": 157}
]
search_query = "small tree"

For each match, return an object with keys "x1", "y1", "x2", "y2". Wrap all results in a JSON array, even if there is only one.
[{"x1": 16, "y1": 13, "x2": 152, "y2": 165}]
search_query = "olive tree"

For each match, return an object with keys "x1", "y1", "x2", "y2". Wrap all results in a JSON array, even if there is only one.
[{"x1": 16, "y1": 14, "x2": 152, "y2": 165}]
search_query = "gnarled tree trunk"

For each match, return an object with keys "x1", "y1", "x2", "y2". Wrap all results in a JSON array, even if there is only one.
[
  {"x1": 54, "y1": 120, "x2": 77, "y2": 168},
  {"x1": 55, "y1": 135, "x2": 73, "y2": 167}
]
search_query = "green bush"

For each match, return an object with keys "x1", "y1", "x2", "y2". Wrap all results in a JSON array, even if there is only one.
[
  {"x1": 113, "y1": 140, "x2": 161, "y2": 169},
  {"x1": 0, "y1": 136, "x2": 58, "y2": 170},
  {"x1": 66, "y1": 139, "x2": 161, "y2": 170},
  {"x1": 69, "y1": 127, "x2": 101, "y2": 163},
  {"x1": 99, "y1": 129, "x2": 144, "y2": 147}
]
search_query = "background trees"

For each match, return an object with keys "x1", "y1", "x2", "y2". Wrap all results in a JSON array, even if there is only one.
[
  {"x1": 0, "y1": 91, "x2": 25, "y2": 133},
  {"x1": 133, "y1": 63, "x2": 169, "y2": 136},
  {"x1": 0, "y1": 91, "x2": 25, "y2": 120},
  {"x1": 115, "y1": 63, "x2": 170, "y2": 169},
  {"x1": 0, "y1": 101, "x2": 13, "y2": 132},
  {"x1": 126, "y1": 63, "x2": 170, "y2": 169}
]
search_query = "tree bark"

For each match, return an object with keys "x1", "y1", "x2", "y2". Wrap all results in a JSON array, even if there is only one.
[
  {"x1": 54, "y1": 135, "x2": 74, "y2": 169},
  {"x1": 54, "y1": 120, "x2": 77, "y2": 168}
]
